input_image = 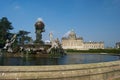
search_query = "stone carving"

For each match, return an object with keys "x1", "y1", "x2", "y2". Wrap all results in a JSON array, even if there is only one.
[
  {"x1": 49, "y1": 32, "x2": 54, "y2": 42},
  {"x1": 3, "y1": 34, "x2": 17, "y2": 52},
  {"x1": 34, "y1": 18, "x2": 45, "y2": 43},
  {"x1": 47, "y1": 33, "x2": 64, "y2": 54}
]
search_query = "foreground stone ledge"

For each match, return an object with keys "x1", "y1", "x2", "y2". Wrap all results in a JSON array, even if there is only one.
[{"x1": 0, "y1": 60, "x2": 120, "y2": 80}]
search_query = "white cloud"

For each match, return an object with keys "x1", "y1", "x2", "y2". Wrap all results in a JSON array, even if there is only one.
[{"x1": 14, "y1": 5, "x2": 21, "y2": 10}]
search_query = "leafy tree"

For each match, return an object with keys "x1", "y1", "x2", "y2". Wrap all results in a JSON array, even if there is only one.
[
  {"x1": 0, "y1": 17, "x2": 13, "y2": 48},
  {"x1": 17, "y1": 30, "x2": 32, "y2": 45},
  {"x1": 24, "y1": 36, "x2": 33, "y2": 44}
]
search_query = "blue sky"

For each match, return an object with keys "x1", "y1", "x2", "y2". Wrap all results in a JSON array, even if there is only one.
[{"x1": 0, "y1": 0, "x2": 120, "y2": 47}]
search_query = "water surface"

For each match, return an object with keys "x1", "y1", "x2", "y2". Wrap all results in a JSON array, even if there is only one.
[{"x1": 0, "y1": 53, "x2": 120, "y2": 66}]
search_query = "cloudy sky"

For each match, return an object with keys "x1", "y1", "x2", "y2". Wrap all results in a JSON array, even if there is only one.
[{"x1": 0, "y1": 0, "x2": 120, "y2": 47}]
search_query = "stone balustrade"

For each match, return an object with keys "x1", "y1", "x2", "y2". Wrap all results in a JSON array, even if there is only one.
[{"x1": 0, "y1": 60, "x2": 120, "y2": 80}]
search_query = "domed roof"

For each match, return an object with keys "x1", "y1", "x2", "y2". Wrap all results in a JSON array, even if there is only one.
[
  {"x1": 69, "y1": 29, "x2": 76, "y2": 36},
  {"x1": 68, "y1": 29, "x2": 76, "y2": 39}
]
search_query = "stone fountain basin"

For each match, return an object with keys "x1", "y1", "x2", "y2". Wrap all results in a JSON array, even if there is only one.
[{"x1": 0, "y1": 60, "x2": 120, "y2": 80}]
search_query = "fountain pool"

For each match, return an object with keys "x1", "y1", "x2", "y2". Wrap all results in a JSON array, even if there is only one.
[{"x1": 0, "y1": 53, "x2": 120, "y2": 66}]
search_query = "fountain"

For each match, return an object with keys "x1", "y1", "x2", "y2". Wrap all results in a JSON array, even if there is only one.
[
  {"x1": 34, "y1": 18, "x2": 45, "y2": 44},
  {"x1": 1, "y1": 18, "x2": 65, "y2": 57},
  {"x1": 0, "y1": 18, "x2": 120, "y2": 80}
]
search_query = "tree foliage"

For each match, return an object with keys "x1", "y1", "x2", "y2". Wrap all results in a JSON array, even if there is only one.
[
  {"x1": 0, "y1": 17, "x2": 14, "y2": 48},
  {"x1": 17, "y1": 30, "x2": 32, "y2": 45}
]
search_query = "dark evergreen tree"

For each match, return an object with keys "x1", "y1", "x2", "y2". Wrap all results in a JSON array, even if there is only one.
[
  {"x1": 17, "y1": 30, "x2": 32, "y2": 45},
  {"x1": 0, "y1": 17, "x2": 13, "y2": 48}
]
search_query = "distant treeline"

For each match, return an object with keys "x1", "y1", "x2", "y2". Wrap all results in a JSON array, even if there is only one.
[{"x1": 65, "y1": 49, "x2": 120, "y2": 54}]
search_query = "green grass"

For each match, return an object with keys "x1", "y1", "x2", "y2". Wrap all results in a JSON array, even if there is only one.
[{"x1": 65, "y1": 49, "x2": 120, "y2": 54}]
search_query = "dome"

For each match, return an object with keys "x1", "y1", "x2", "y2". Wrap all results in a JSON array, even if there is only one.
[
  {"x1": 68, "y1": 30, "x2": 76, "y2": 39},
  {"x1": 69, "y1": 30, "x2": 76, "y2": 36}
]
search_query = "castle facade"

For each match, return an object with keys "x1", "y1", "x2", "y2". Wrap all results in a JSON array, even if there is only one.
[{"x1": 61, "y1": 30, "x2": 104, "y2": 50}]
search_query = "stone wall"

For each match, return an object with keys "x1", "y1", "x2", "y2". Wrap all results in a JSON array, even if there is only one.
[{"x1": 0, "y1": 60, "x2": 120, "y2": 80}]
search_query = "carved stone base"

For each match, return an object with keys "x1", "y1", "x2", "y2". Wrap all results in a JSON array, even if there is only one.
[{"x1": 34, "y1": 40, "x2": 44, "y2": 45}]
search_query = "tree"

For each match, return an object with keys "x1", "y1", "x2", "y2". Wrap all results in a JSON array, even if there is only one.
[
  {"x1": 17, "y1": 30, "x2": 32, "y2": 45},
  {"x1": 0, "y1": 17, "x2": 14, "y2": 48}
]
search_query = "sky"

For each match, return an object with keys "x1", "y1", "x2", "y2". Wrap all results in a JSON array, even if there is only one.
[{"x1": 0, "y1": 0, "x2": 120, "y2": 47}]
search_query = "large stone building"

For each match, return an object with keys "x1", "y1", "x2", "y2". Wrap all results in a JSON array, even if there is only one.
[
  {"x1": 61, "y1": 30, "x2": 104, "y2": 50},
  {"x1": 116, "y1": 42, "x2": 120, "y2": 49}
]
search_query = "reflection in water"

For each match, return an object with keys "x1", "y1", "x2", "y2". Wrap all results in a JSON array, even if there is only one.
[{"x1": 0, "y1": 53, "x2": 120, "y2": 66}]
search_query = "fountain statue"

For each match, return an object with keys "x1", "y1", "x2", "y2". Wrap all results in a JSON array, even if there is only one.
[
  {"x1": 3, "y1": 34, "x2": 17, "y2": 53},
  {"x1": 49, "y1": 32, "x2": 54, "y2": 42},
  {"x1": 0, "y1": 18, "x2": 65, "y2": 57},
  {"x1": 34, "y1": 18, "x2": 45, "y2": 44},
  {"x1": 47, "y1": 32, "x2": 65, "y2": 54}
]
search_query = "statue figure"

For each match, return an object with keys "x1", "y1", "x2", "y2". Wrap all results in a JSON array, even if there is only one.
[
  {"x1": 3, "y1": 34, "x2": 17, "y2": 52},
  {"x1": 47, "y1": 33, "x2": 63, "y2": 53},
  {"x1": 49, "y1": 32, "x2": 54, "y2": 43},
  {"x1": 34, "y1": 18, "x2": 45, "y2": 43}
]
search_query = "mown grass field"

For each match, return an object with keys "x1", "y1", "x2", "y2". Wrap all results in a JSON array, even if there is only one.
[{"x1": 65, "y1": 49, "x2": 120, "y2": 54}]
